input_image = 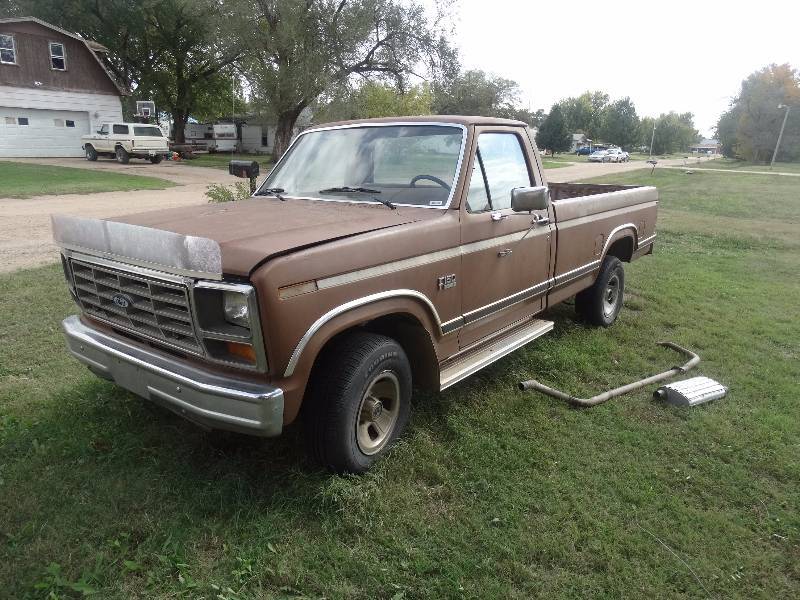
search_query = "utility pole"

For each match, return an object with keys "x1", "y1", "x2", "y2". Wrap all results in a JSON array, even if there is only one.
[
  {"x1": 648, "y1": 120, "x2": 657, "y2": 159},
  {"x1": 770, "y1": 104, "x2": 790, "y2": 169}
]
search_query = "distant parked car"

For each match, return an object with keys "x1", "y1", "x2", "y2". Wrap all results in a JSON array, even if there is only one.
[
  {"x1": 82, "y1": 123, "x2": 169, "y2": 164},
  {"x1": 588, "y1": 150, "x2": 610, "y2": 163},
  {"x1": 576, "y1": 146, "x2": 593, "y2": 155},
  {"x1": 606, "y1": 148, "x2": 630, "y2": 163}
]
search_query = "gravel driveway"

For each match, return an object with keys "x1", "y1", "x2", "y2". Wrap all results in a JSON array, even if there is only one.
[{"x1": 0, "y1": 158, "x2": 248, "y2": 274}]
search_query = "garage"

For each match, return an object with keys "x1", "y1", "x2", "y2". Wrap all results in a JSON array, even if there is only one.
[{"x1": 0, "y1": 108, "x2": 91, "y2": 158}]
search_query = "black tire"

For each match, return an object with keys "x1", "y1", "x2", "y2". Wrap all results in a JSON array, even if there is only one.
[
  {"x1": 149, "y1": 154, "x2": 163, "y2": 164},
  {"x1": 84, "y1": 145, "x2": 98, "y2": 161},
  {"x1": 115, "y1": 146, "x2": 130, "y2": 164},
  {"x1": 575, "y1": 256, "x2": 625, "y2": 327},
  {"x1": 305, "y1": 331, "x2": 412, "y2": 474}
]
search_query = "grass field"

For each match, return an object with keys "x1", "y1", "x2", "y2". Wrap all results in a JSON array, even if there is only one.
[
  {"x1": 0, "y1": 162, "x2": 175, "y2": 199},
  {"x1": 183, "y1": 152, "x2": 273, "y2": 171},
  {"x1": 688, "y1": 158, "x2": 800, "y2": 174},
  {"x1": 1, "y1": 169, "x2": 799, "y2": 598},
  {"x1": 541, "y1": 160, "x2": 571, "y2": 169}
]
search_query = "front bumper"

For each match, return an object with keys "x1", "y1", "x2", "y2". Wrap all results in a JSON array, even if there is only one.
[{"x1": 62, "y1": 315, "x2": 284, "y2": 437}]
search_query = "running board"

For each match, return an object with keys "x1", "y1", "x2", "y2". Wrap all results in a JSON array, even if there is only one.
[{"x1": 439, "y1": 318, "x2": 554, "y2": 390}]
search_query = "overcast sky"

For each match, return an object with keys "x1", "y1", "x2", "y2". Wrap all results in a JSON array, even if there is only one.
[{"x1": 446, "y1": 0, "x2": 799, "y2": 137}]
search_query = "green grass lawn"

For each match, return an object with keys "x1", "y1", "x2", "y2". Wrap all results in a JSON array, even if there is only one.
[
  {"x1": 688, "y1": 158, "x2": 800, "y2": 174},
  {"x1": 0, "y1": 162, "x2": 175, "y2": 199},
  {"x1": 1, "y1": 169, "x2": 799, "y2": 598},
  {"x1": 541, "y1": 160, "x2": 571, "y2": 169},
  {"x1": 183, "y1": 152, "x2": 273, "y2": 171}
]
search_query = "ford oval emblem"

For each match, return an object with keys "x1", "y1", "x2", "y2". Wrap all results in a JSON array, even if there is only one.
[{"x1": 112, "y1": 293, "x2": 132, "y2": 309}]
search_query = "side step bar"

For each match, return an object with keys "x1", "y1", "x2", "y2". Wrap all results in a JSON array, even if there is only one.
[{"x1": 439, "y1": 318, "x2": 553, "y2": 390}]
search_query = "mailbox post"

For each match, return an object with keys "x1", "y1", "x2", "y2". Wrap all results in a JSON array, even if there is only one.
[{"x1": 229, "y1": 160, "x2": 260, "y2": 194}]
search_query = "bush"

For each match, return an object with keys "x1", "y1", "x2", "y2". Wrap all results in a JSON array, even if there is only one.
[{"x1": 205, "y1": 182, "x2": 251, "y2": 203}]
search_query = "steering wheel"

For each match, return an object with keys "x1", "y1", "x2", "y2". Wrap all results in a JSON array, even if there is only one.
[{"x1": 410, "y1": 174, "x2": 451, "y2": 191}]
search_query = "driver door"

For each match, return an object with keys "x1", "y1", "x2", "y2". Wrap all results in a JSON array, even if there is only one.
[{"x1": 458, "y1": 128, "x2": 554, "y2": 349}]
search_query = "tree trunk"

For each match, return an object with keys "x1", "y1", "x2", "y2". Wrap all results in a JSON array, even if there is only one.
[
  {"x1": 173, "y1": 109, "x2": 188, "y2": 144},
  {"x1": 272, "y1": 105, "x2": 307, "y2": 161}
]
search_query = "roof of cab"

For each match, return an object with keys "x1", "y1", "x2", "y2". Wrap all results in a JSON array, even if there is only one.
[{"x1": 310, "y1": 115, "x2": 528, "y2": 130}]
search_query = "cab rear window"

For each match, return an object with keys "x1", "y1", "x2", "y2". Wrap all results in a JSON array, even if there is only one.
[
  {"x1": 133, "y1": 126, "x2": 163, "y2": 137},
  {"x1": 113, "y1": 124, "x2": 129, "y2": 134}
]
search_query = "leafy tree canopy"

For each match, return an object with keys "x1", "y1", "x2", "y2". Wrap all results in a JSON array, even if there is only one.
[
  {"x1": 535, "y1": 104, "x2": 571, "y2": 154},
  {"x1": 716, "y1": 63, "x2": 800, "y2": 162}
]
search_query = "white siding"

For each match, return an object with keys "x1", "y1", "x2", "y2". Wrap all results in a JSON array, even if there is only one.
[{"x1": 0, "y1": 86, "x2": 122, "y2": 157}]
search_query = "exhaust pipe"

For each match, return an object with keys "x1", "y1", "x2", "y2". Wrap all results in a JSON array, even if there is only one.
[{"x1": 519, "y1": 342, "x2": 700, "y2": 407}]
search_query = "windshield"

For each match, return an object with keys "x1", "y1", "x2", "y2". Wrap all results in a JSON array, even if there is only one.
[{"x1": 261, "y1": 125, "x2": 465, "y2": 208}]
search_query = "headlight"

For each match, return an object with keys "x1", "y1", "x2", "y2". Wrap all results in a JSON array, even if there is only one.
[{"x1": 223, "y1": 291, "x2": 250, "y2": 328}]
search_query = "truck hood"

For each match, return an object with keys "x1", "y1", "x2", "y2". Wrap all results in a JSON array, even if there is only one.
[{"x1": 112, "y1": 197, "x2": 441, "y2": 276}]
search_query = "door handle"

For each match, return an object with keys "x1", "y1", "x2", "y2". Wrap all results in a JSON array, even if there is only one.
[
  {"x1": 491, "y1": 212, "x2": 508, "y2": 222},
  {"x1": 533, "y1": 215, "x2": 550, "y2": 226},
  {"x1": 498, "y1": 248, "x2": 513, "y2": 257}
]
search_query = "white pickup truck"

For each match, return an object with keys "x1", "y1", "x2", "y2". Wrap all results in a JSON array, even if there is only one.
[{"x1": 82, "y1": 123, "x2": 169, "y2": 164}]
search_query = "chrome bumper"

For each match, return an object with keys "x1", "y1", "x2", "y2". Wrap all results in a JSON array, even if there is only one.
[{"x1": 62, "y1": 315, "x2": 284, "y2": 437}]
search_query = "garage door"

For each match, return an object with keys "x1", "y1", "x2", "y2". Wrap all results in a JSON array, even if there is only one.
[{"x1": 0, "y1": 108, "x2": 90, "y2": 157}]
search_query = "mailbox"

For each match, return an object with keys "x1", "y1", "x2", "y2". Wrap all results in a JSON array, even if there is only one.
[{"x1": 229, "y1": 160, "x2": 259, "y2": 179}]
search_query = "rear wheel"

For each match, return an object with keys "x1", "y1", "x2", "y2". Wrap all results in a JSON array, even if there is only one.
[
  {"x1": 575, "y1": 256, "x2": 625, "y2": 327},
  {"x1": 149, "y1": 154, "x2": 163, "y2": 164},
  {"x1": 115, "y1": 146, "x2": 130, "y2": 164},
  {"x1": 305, "y1": 331, "x2": 412, "y2": 473},
  {"x1": 84, "y1": 145, "x2": 98, "y2": 161}
]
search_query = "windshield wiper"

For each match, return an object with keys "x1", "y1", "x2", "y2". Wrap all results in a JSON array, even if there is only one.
[
  {"x1": 257, "y1": 187, "x2": 286, "y2": 201},
  {"x1": 318, "y1": 186, "x2": 395, "y2": 209},
  {"x1": 319, "y1": 186, "x2": 382, "y2": 194}
]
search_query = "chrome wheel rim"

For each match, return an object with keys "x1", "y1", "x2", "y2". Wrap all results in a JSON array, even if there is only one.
[
  {"x1": 603, "y1": 273, "x2": 621, "y2": 318},
  {"x1": 356, "y1": 371, "x2": 400, "y2": 455}
]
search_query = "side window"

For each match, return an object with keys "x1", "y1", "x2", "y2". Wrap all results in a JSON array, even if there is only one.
[
  {"x1": 466, "y1": 132, "x2": 531, "y2": 213},
  {"x1": 0, "y1": 34, "x2": 16, "y2": 64},
  {"x1": 113, "y1": 124, "x2": 129, "y2": 135},
  {"x1": 99, "y1": 124, "x2": 109, "y2": 134}
]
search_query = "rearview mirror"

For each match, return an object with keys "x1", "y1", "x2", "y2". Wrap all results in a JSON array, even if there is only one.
[{"x1": 511, "y1": 186, "x2": 549, "y2": 212}]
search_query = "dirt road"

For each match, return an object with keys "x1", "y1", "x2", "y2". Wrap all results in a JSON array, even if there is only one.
[
  {"x1": 545, "y1": 156, "x2": 714, "y2": 182},
  {"x1": 0, "y1": 158, "x2": 239, "y2": 274}
]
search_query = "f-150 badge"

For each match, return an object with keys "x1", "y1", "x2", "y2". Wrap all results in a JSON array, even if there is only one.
[{"x1": 437, "y1": 274, "x2": 457, "y2": 290}]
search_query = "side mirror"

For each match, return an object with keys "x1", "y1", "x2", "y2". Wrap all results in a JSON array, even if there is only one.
[{"x1": 511, "y1": 186, "x2": 549, "y2": 212}]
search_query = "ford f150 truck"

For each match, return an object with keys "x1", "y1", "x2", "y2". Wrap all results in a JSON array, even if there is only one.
[{"x1": 54, "y1": 116, "x2": 658, "y2": 473}]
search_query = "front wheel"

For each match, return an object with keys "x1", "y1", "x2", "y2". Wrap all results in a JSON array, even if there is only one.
[
  {"x1": 575, "y1": 256, "x2": 625, "y2": 327},
  {"x1": 84, "y1": 145, "x2": 98, "y2": 161},
  {"x1": 115, "y1": 146, "x2": 130, "y2": 164},
  {"x1": 305, "y1": 331, "x2": 412, "y2": 473}
]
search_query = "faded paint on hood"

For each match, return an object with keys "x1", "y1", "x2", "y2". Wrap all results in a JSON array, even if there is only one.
[{"x1": 113, "y1": 197, "x2": 443, "y2": 276}]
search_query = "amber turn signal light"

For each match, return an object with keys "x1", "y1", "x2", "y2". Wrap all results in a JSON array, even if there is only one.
[{"x1": 225, "y1": 341, "x2": 257, "y2": 364}]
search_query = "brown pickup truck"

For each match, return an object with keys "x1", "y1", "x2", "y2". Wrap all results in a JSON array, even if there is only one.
[{"x1": 54, "y1": 116, "x2": 658, "y2": 473}]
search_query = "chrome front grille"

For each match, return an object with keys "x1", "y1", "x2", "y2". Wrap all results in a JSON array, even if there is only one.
[{"x1": 70, "y1": 258, "x2": 201, "y2": 355}]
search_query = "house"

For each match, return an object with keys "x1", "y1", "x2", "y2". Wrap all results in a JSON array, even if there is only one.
[
  {"x1": 0, "y1": 17, "x2": 126, "y2": 157},
  {"x1": 570, "y1": 132, "x2": 589, "y2": 153},
  {"x1": 239, "y1": 107, "x2": 314, "y2": 154},
  {"x1": 689, "y1": 139, "x2": 720, "y2": 155}
]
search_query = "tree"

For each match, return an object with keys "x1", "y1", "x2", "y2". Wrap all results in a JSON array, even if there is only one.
[
  {"x1": 317, "y1": 81, "x2": 432, "y2": 121},
  {"x1": 716, "y1": 64, "x2": 800, "y2": 162},
  {"x1": 535, "y1": 105, "x2": 571, "y2": 154},
  {"x1": 642, "y1": 112, "x2": 699, "y2": 155},
  {"x1": 557, "y1": 91, "x2": 609, "y2": 139},
  {"x1": 244, "y1": 0, "x2": 454, "y2": 159},
  {"x1": 432, "y1": 69, "x2": 536, "y2": 124},
  {"x1": 600, "y1": 97, "x2": 639, "y2": 150},
  {"x1": 9, "y1": 0, "x2": 244, "y2": 143}
]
